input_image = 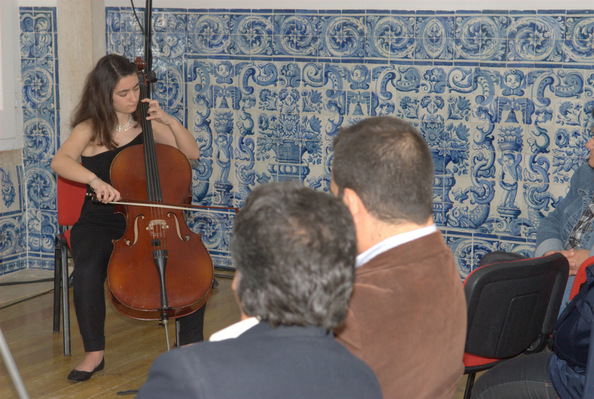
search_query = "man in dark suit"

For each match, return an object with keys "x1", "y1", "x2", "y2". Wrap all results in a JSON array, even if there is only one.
[
  {"x1": 136, "y1": 182, "x2": 382, "y2": 399},
  {"x1": 331, "y1": 116, "x2": 467, "y2": 399}
]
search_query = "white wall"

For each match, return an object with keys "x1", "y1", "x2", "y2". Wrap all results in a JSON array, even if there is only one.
[
  {"x1": 56, "y1": 0, "x2": 105, "y2": 143},
  {"x1": 107, "y1": 0, "x2": 594, "y2": 10},
  {"x1": 0, "y1": 0, "x2": 24, "y2": 151}
]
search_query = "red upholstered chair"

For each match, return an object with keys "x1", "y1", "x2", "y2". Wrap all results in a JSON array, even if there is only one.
[
  {"x1": 569, "y1": 256, "x2": 594, "y2": 301},
  {"x1": 52, "y1": 176, "x2": 87, "y2": 356},
  {"x1": 462, "y1": 253, "x2": 569, "y2": 399},
  {"x1": 569, "y1": 256, "x2": 594, "y2": 398}
]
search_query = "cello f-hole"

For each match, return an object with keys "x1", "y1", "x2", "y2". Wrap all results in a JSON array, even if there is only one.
[
  {"x1": 125, "y1": 214, "x2": 145, "y2": 246},
  {"x1": 167, "y1": 212, "x2": 191, "y2": 242}
]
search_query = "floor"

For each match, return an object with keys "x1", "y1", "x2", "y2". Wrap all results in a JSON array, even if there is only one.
[
  {"x1": 0, "y1": 269, "x2": 240, "y2": 399},
  {"x1": 0, "y1": 269, "x2": 55, "y2": 309},
  {"x1": 0, "y1": 268, "x2": 468, "y2": 399}
]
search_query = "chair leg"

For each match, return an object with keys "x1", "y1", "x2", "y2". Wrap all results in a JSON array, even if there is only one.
[
  {"x1": 464, "y1": 373, "x2": 476, "y2": 399},
  {"x1": 61, "y1": 247, "x2": 71, "y2": 356},
  {"x1": 53, "y1": 241, "x2": 62, "y2": 333}
]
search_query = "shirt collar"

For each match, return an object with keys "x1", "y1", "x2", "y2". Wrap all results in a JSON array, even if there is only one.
[
  {"x1": 355, "y1": 224, "x2": 437, "y2": 268},
  {"x1": 209, "y1": 317, "x2": 260, "y2": 341}
]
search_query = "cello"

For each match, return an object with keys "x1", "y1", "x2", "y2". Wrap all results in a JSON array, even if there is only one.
[{"x1": 106, "y1": 57, "x2": 214, "y2": 323}]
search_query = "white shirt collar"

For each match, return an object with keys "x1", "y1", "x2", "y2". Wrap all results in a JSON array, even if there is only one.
[
  {"x1": 209, "y1": 317, "x2": 260, "y2": 341},
  {"x1": 356, "y1": 224, "x2": 437, "y2": 268}
]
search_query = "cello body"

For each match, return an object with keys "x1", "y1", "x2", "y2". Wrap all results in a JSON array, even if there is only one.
[
  {"x1": 107, "y1": 143, "x2": 213, "y2": 320},
  {"x1": 106, "y1": 59, "x2": 213, "y2": 321}
]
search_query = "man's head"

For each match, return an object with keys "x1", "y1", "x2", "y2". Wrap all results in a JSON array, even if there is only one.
[
  {"x1": 231, "y1": 182, "x2": 357, "y2": 330},
  {"x1": 331, "y1": 116, "x2": 434, "y2": 225}
]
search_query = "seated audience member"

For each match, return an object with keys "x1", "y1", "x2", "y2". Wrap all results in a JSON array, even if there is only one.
[
  {"x1": 480, "y1": 109, "x2": 594, "y2": 313},
  {"x1": 136, "y1": 182, "x2": 382, "y2": 399},
  {"x1": 471, "y1": 263, "x2": 594, "y2": 399},
  {"x1": 534, "y1": 116, "x2": 594, "y2": 308},
  {"x1": 331, "y1": 116, "x2": 467, "y2": 399}
]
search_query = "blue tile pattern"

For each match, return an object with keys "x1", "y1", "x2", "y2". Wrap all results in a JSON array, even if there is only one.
[
  {"x1": 3, "y1": 6, "x2": 59, "y2": 274},
  {"x1": 1, "y1": 7, "x2": 58, "y2": 275},
  {"x1": 0, "y1": 151, "x2": 27, "y2": 275},
  {"x1": 11, "y1": 6, "x2": 594, "y2": 276}
]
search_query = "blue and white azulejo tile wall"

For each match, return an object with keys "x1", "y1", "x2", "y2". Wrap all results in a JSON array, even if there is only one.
[
  {"x1": 0, "y1": 150, "x2": 27, "y2": 274},
  {"x1": 20, "y1": 7, "x2": 59, "y2": 271},
  {"x1": 7, "y1": 6, "x2": 594, "y2": 276},
  {"x1": 0, "y1": 7, "x2": 58, "y2": 275},
  {"x1": 105, "y1": 7, "x2": 594, "y2": 276}
]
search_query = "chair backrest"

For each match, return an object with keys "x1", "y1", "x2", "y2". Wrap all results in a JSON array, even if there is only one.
[
  {"x1": 57, "y1": 176, "x2": 87, "y2": 227},
  {"x1": 464, "y1": 253, "x2": 568, "y2": 359}
]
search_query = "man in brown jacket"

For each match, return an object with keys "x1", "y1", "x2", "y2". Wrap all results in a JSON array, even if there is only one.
[{"x1": 331, "y1": 116, "x2": 467, "y2": 399}]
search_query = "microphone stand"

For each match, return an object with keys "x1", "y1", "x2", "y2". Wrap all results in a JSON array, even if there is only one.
[
  {"x1": 116, "y1": 1, "x2": 164, "y2": 396},
  {"x1": 140, "y1": 0, "x2": 177, "y2": 353},
  {"x1": 143, "y1": 0, "x2": 153, "y2": 97}
]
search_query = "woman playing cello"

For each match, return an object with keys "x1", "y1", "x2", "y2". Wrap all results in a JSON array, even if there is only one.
[{"x1": 51, "y1": 54, "x2": 206, "y2": 382}]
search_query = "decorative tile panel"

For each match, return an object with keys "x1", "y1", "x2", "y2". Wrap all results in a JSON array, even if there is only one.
[
  {"x1": 16, "y1": 6, "x2": 594, "y2": 275},
  {"x1": 0, "y1": 150, "x2": 26, "y2": 275},
  {"x1": 16, "y1": 6, "x2": 58, "y2": 271},
  {"x1": 117, "y1": 7, "x2": 594, "y2": 273}
]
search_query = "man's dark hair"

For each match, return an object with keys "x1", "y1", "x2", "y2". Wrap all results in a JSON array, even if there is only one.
[
  {"x1": 231, "y1": 182, "x2": 357, "y2": 330},
  {"x1": 332, "y1": 116, "x2": 434, "y2": 225}
]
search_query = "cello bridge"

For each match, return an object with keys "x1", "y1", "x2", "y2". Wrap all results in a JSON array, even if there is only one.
[
  {"x1": 146, "y1": 219, "x2": 169, "y2": 239},
  {"x1": 146, "y1": 219, "x2": 169, "y2": 232}
]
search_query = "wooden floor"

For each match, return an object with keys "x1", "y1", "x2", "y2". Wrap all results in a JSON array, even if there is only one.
[
  {"x1": 0, "y1": 275, "x2": 468, "y2": 399},
  {"x1": 0, "y1": 274, "x2": 240, "y2": 399}
]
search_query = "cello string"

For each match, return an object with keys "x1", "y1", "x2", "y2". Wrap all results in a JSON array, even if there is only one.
[
  {"x1": 138, "y1": 74, "x2": 167, "y2": 253},
  {"x1": 138, "y1": 67, "x2": 169, "y2": 322}
]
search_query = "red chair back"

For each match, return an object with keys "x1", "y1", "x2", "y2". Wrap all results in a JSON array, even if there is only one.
[
  {"x1": 57, "y1": 176, "x2": 87, "y2": 247},
  {"x1": 570, "y1": 256, "x2": 594, "y2": 301}
]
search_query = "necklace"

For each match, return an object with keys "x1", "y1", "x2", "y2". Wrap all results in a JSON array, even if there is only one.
[{"x1": 115, "y1": 114, "x2": 134, "y2": 132}]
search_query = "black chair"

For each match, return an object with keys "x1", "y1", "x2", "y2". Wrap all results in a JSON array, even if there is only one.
[{"x1": 462, "y1": 252, "x2": 569, "y2": 399}]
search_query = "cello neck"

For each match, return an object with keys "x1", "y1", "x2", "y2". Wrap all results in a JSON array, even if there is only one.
[{"x1": 135, "y1": 57, "x2": 162, "y2": 203}]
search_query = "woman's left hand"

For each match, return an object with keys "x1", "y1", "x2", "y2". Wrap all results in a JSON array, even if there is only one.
[
  {"x1": 145, "y1": 98, "x2": 200, "y2": 160},
  {"x1": 142, "y1": 98, "x2": 173, "y2": 126}
]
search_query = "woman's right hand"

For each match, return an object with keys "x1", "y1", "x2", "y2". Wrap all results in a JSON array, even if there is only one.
[{"x1": 89, "y1": 177, "x2": 121, "y2": 203}]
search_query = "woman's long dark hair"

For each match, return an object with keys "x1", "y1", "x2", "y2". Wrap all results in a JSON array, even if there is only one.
[{"x1": 70, "y1": 54, "x2": 140, "y2": 150}]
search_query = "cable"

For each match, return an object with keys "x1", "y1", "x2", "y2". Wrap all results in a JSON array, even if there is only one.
[
  {"x1": 129, "y1": 0, "x2": 145, "y2": 36},
  {"x1": 0, "y1": 278, "x2": 54, "y2": 287},
  {"x1": 0, "y1": 289, "x2": 54, "y2": 310}
]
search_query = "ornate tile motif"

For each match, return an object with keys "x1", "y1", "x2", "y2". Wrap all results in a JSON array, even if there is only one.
[
  {"x1": 0, "y1": 151, "x2": 26, "y2": 275},
  {"x1": 13, "y1": 6, "x2": 594, "y2": 276},
  {"x1": 6, "y1": 6, "x2": 59, "y2": 274},
  {"x1": 103, "y1": 8, "x2": 594, "y2": 272}
]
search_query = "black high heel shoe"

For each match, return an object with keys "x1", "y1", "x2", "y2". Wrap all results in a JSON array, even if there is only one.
[{"x1": 67, "y1": 358, "x2": 105, "y2": 382}]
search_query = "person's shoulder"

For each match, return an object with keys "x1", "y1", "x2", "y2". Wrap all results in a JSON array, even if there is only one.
[
  {"x1": 572, "y1": 161, "x2": 594, "y2": 173},
  {"x1": 152, "y1": 341, "x2": 215, "y2": 369},
  {"x1": 571, "y1": 163, "x2": 594, "y2": 184},
  {"x1": 576, "y1": 162, "x2": 593, "y2": 173},
  {"x1": 71, "y1": 119, "x2": 95, "y2": 138}
]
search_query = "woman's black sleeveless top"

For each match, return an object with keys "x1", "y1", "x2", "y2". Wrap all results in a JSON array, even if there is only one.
[{"x1": 76, "y1": 133, "x2": 143, "y2": 225}]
